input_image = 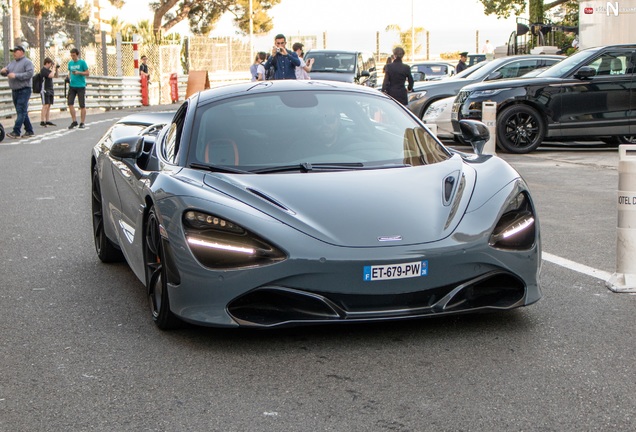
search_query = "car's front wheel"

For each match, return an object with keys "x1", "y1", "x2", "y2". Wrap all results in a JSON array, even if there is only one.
[
  {"x1": 144, "y1": 206, "x2": 180, "y2": 330},
  {"x1": 91, "y1": 166, "x2": 124, "y2": 263},
  {"x1": 496, "y1": 105, "x2": 545, "y2": 154}
]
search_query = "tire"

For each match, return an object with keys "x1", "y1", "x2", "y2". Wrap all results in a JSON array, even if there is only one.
[
  {"x1": 0, "y1": 124, "x2": 5, "y2": 142},
  {"x1": 617, "y1": 135, "x2": 636, "y2": 144},
  {"x1": 496, "y1": 105, "x2": 545, "y2": 154},
  {"x1": 144, "y1": 206, "x2": 181, "y2": 330},
  {"x1": 91, "y1": 167, "x2": 124, "y2": 263}
]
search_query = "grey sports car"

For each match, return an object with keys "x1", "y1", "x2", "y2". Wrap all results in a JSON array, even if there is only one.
[{"x1": 91, "y1": 80, "x2": 541, "y2": 330}]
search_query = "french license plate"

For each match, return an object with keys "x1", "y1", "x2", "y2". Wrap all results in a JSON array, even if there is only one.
[{"x1": 363, "y1": 260, "x2": 428, "y2": 281}]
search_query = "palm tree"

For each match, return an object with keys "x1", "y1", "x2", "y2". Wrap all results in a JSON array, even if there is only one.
[
  {"x1": 21, "y1": 0, "x2": 64, "y2": 45},
  {"x1": 385, "y1": 24, "x2": 425, "y2": 60},
  {"x1": 109, "y1": 17, "x2": 134, "y2": 42}
]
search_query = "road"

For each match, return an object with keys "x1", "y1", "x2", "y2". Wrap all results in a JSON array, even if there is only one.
[{"x1": 1, "y1": 110, "x2": 635, "y2": 431}]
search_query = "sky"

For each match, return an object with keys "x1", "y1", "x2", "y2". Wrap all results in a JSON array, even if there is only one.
[{"x1": 119, "y1": 0, "x2": 525, "y2": 58}]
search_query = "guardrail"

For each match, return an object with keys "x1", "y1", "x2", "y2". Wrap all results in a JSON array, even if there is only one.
[{"x1": 0, "y1": 72, "x2": 249, "y2": 118}]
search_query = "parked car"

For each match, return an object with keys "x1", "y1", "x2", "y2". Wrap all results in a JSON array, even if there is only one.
[
  {"x1": 467, "y1": 53, "x2": 487, "y2": 67},
  {"x1": 407, "y1": 54, "x2": 564, "y2": 119},
  {"x1": 411, "y1": 61, "x2": 456, "y2": 81},
  {"x1": 90, "y1": 80, "x2": 541, "y2": 329},
  {"x1": 451, "y1": 44, "x2": 636, "y2": 153},
  {"x1": 304, "y1": 50, "x2": 377, "y2": 87},
  {"x1": 422, "y1": 96, "x2": 456, "y2": 139},
  {"x1": 423, "y1": 67, "x2": 556, "y2": 140}
]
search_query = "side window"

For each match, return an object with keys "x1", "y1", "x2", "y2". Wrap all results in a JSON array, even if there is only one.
[
  {"x1": 588, "y1": 51, "x2": 631, "y2": 76},
  {"x1": 497, "y1": 60, "x2": 538, "y2": 79},
  {"x1": 163, "y1": 102, "x2": 187, "y2": 163}
]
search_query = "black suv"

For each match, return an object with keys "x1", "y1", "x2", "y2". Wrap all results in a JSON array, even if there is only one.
[
  {"x1": 452, "y1": 44, "x2": 636, "y2": 153},
  {"x1": 304, "y1": 50, "x2": 377, "y2": 87}
]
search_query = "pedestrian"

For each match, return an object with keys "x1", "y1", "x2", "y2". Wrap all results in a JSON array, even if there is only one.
[
  {"x1": 0, "y1": 45, "x2": 35, "y2": 139},
  {"x1": 456, "y1": 52, "x2": 468, "y2": 73},
  {"x1": 250, "y1": 52, "x2": 267, "y2": 81},
  {"x1": 481, "y1": 40, "x2": 494, "y2": 54},
  {"x1": 292, "y1": 42, "x2": 312, "y2": 80},
  {"x1": 139, "y1": 55, "x2": 150, "y2": 83},
  {"x1": 40, "y1": 57, "x2": 59, "y2": 127},
  {"x1": 381, "y1": 46, "x2": 413, "y2": 106},
  {"x1": 67, "y1": 47, "x2": 89, "y2": 129},
  {"x1": 383, "y1": 55, "x2": 393, "y2": 73},
  {"x1": 263, "y1": 34, "x2": 301, "y2": 80}
]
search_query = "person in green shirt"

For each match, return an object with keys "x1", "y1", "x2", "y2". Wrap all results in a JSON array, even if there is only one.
[{"x1": 67, "y1": 48, "x2": 89, "y2": 129}]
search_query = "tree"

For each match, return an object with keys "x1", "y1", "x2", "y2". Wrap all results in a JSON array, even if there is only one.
[
  {"x1": 20, "y1": 0, "x2": 64, "y2": 46},
  {"x1": 103, "y1": 1, "x2": 279, "y2": 38},
  {"x1": 385, "y1": 24, "x2": 425, "y2": 59},
  {"x1": 478, "y1": 0, "x2": 572, "y2": 20}
]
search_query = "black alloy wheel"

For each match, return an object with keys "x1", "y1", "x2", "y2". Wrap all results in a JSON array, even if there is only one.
[
  {"x1": 496, "y1": 105, "x2": 545, "y2": 154},
  {"x1": 91, "y1": 167, "x2": 123, "y2": 263},
  {"x1": 144, "y1": 206, "x2": 180, "y2": 329}
]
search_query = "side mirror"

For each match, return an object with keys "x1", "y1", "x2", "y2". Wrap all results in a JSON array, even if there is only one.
[
  {"x1": 360, "y1": 70, "x2": 370, "y2": 77},
  {"x1": 574, "y1": 66, "x2": 596, "y2": 79},
  {"x1": 459, "y1": 120, "x2": 490, "y2": 155},
  {"x1": 111, "y1": 136, "x2": 145, "y2": 159}
]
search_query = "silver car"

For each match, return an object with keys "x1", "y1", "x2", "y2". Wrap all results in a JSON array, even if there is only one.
[{"x1": 91, "y1": 81, "x2": 541, "y2": 329}]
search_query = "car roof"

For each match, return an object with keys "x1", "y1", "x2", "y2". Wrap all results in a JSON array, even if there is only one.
[
  {"x1": 195, "y1": 80, "x2": 385, "y2": 104},
  {"x1": 306, "y1": 49, "x2": 368, "y2": 55}
]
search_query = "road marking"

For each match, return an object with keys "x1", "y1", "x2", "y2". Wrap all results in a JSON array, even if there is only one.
[
  {"x1": 543, "y1": 252, "x2": 613, "y2": 281},
  {"x1": 0, "y1": 118, "x2": 119, "y2": 146}
]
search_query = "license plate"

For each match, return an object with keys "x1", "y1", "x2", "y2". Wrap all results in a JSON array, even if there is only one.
[{"x1": 363, "y1": 260, "x2": 428, "y2": 281}]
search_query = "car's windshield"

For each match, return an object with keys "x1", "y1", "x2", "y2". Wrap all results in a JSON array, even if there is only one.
[
  {"x1": 535, "y1": 47, "x2": 601, "y2": 78},
  {"x1": 305, "y1": 53, "x2": 356, "y2": 73},
  {"x1": 188, "y1": 90, "x2": 451, "y2": 172}
]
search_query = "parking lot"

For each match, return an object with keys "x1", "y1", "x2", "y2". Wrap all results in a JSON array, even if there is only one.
[{"x1": 1, "y1": 110, "x2": 635, "y2": 431}]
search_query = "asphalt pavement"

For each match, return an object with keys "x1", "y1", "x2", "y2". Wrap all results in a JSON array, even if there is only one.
[{"x1": 1, "y1": 112, "x2": 635, "y2": 432}]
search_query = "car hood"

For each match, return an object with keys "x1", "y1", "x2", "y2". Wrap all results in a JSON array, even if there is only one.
[
  {"x1": 202, "y1": 156, "x2": 476, "y2": 247},
  {"x1": 309, "y1": 71, "x2": 355, "y2": 83},
  {"x1": 412, "y1": 77, "x2": 476, "y2": 93}
]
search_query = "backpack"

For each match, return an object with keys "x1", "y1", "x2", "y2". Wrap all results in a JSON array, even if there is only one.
[
  {"x1": 32, "y1": 72, "x2": 43, "y2": 93},
  {"x1": 264, "y1": 62, "x2": 276, "y2": 80}
]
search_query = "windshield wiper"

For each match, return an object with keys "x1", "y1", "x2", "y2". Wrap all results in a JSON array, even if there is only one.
[
  {"x1": 190, "y1": 162, "x2": 251, "y2": 174},
  {"x1": 251, "y1": 162, "x2": 365, "y2": 174}
]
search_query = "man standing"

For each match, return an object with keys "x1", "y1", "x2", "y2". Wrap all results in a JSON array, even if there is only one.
[
  {"x1": 139, "y1": 55, "x2": 150, "y2": 83},
  {"x1": 456, "y1": 52, "x2": 468, "y2": 73},
  {"x1": 40, "y1": 57, "x2": 59, "y2": 127},
  {"x1": 481, "y1": 40, "x2": 494, "y2": 55},
  {"x1": 67, "y1": 48, "x2": 89, "y2": 129},
  {"x1": 0, "y1": 46, "x2": 35, "y2": 139},
  {"x1": 292, "y1": 42, "x2": 312, "y2": 80},
  {"x1": 263, "y1": 34, "x2": 300, "y2": 80},
  {"x1": 381, "y1": 46, "x2": 413, "y2": 106}
]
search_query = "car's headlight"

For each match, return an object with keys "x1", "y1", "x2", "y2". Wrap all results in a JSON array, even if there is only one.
[
  {"x1": 408, "y1": 90, "x2": 427, "y2": 103},
  {"x1": 489, "y1": 192, "x2": 536, "y2": 250},
  {"x1": 471, "y1": 88, "x2": 511, "y2": 98},
  {"x1": 424, "y1": 102, "x2": 449, "y2": 119},
  {"x1": 183, "y1": 210, "x2": 286, "y2": 269}
]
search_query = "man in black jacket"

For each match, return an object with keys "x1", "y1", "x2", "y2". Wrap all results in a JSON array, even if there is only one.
[
  {"x1": 381, "y1": 47, "x2": 413, "y2": 106},
  {"x1": 456, "y1": 52, "x2": 468, "y2": 73}
]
